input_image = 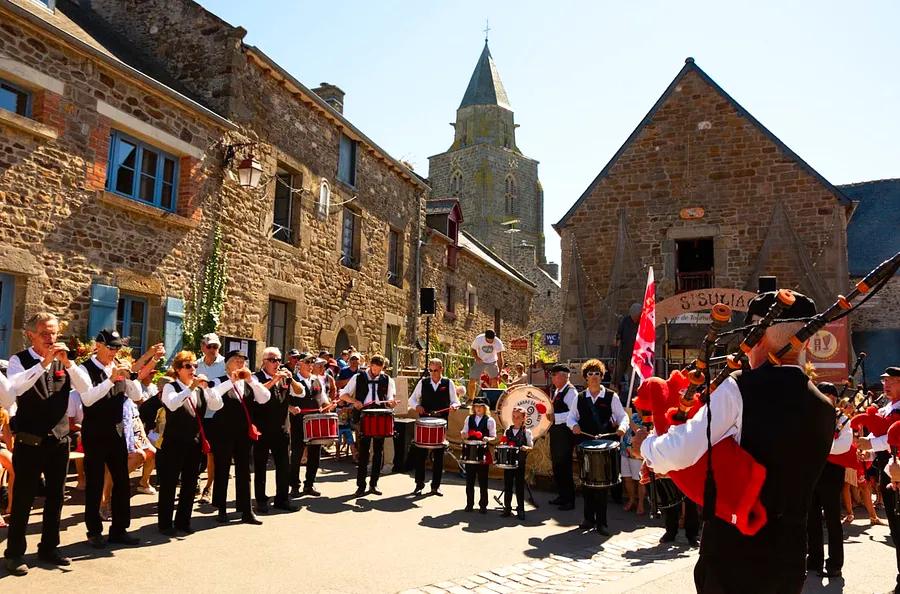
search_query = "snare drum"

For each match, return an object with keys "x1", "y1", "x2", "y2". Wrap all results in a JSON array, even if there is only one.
[
  {"x1": 303, "y1": 413, "x2": 339, "y2": 445},
  {"x1": 651, "y1": 477, "x2": 684, "y2": 511},
  {"x1": 578, "y1": 439, "x2": 621, "y2": 489},
  {"x1": 493, "y1": 444, "x2": 519, "y2": 470},
  {"x1": 360, "y1": 408, "x2": 395, "y2": 439},
  {"x1": 461, "y1": 439, "x2": 487, "y2": 465},
  {"x1": 414, "y1": 417, "x2": 447, "y2": 449}
]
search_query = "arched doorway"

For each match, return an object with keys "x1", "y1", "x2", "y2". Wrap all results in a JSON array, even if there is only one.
[{"x1": 335, "y1": 328, "x2": 351, "y2": 354}]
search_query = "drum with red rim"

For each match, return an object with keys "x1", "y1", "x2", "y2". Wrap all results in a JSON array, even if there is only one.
[
  {"x1": 303, "y1": 413, "x2": 339, "y2": 445},
  {"x1": 360, "y1": 408, "x2": 394, "y2": 438},
  {"x1": 414, "y1": 417, "x2": 447, "y2": 449}
]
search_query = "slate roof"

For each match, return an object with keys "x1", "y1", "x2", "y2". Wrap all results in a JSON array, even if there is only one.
[
  {"x1": 555, "y1": 58, "x2": 851, "y2": 230},
  {"x1": 459, "y1": 42, "x2": 510, "y2": 110},
  {"x1": 840, "y1": 179, "x2": 900, "y2": 277},
  {"x1": 425, "y1": 197, "x2": 461, "y2": 216},
  {"x1": 458, "y1": 231, "x2": 535, "y2": 289}
]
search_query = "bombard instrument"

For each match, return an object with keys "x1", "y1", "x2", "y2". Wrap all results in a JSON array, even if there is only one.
[
  {"x1": 236, "y1": 368, "x2": 252, "y2": 381},
  {"x1": 673, "y1": 303, "x2": 733, "y2": 422}
]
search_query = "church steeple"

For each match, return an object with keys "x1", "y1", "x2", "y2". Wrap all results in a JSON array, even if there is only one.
[
  {"x1": 452, "y1": 41, "x2": 517, "y2": 151},
  {"x1": 459, "y1": 42, "x2": 511, "y2": 110}
]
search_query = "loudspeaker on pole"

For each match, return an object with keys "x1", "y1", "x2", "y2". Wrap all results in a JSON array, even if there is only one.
[{"x1": 420, "y1": 287, "x2": 436, "y2": 315}]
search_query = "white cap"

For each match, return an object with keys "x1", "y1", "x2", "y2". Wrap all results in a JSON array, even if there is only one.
[{"x1": 201, "y1": 333, "x2": 221, "y2": 346}]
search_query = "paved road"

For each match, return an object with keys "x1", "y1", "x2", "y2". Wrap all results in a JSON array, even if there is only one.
[{"x1": 0, "y1": 459, "x2": 896, "y2": 593}]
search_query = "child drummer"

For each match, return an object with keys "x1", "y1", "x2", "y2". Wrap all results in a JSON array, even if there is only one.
[
  {"x1": 461, "y1": 396, "x2": 497, "y2": 513},
  {"x1": 502, "y1": 406, "x2": 533, "y2": 519},
  {"x1": 408, "y1": 358, "x2": 460, "y2": 496}
]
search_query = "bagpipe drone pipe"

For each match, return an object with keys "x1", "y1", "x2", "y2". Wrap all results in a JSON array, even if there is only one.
[{"x1": 634, "y1": 250, "x2": 900, "y2": 536}]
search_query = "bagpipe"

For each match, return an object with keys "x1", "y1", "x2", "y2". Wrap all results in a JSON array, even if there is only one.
[{"x1": 634, "y1": 250, "x2": 900, "y2": 536}]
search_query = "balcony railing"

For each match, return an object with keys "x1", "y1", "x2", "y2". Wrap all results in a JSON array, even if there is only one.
[{"x1": 676, "y1": 270, "x2": 714, "y2": 293}]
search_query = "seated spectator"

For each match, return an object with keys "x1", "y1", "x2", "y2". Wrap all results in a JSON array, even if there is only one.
[{"x1": 100, "y1": 398, "x2": 156, "y2": 518}]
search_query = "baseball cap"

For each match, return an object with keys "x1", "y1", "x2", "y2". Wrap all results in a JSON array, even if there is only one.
[
  {"x1": 95, "y1": 329, "x2": 125, "y2": 348},
  {"x1": 201, "y1": 333, "x2": 221, "y2": 346},
  {"x1": 224, "y1": 349, "x2": 247, "y2": 363}
]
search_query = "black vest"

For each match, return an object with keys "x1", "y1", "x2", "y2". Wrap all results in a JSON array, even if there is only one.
[
  {"x1": 354, "y1": 371, "x2": 390, "y2": 408},
  {"x1": 293, "y1": 374, "x2": 323, "y2": 412},
  {"x1": 574, "y1": 388, "x2": 616, "y2": 437},
  {"x1": 251, "y1": 370, "x2": 290, "y2": 436},
  {"x1": 11, "y1": 349, "x2": 70, "y2": 440},
  {"x1": 505, "y1": 426, "x2": 528, "y2": 448},
  {"x1": 701, "y1": 366, "x2": 833, "y2": 571},
  {"x1": 162, "y1": 380, "x2": 207, "y2": 445},
  {"x1": 420, "y1": 377, "x2": 451, "y2": 419},
  {"x1": 467, "y1": 414, "x2": 489, "y2": 435},
  {"x1": 214, "y1": 375, "x2": 254, "y2": 435},
  {"x1": 81, "y1": 358, "x2": 127, "y2": 439},
  {"x1": 552, "y1": 384, "x2": 573, "y2": 415}
]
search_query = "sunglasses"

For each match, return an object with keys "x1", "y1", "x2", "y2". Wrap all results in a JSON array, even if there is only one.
[
  {"x1": 180, "y1": 363, "x2": 198, "y2": 370},
  {"x1": 585, "y1": 371, "x2": 603, "y2": 377}
]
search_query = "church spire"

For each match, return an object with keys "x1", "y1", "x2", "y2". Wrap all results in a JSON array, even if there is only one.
[{"x1": 459, "y1": 41, "x2": 511, "y2": 110}]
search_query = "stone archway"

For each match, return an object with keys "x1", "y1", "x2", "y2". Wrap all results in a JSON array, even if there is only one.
[
  {"x1": 321, "y1": 311, "x2": 361, "y2": 354},
  {"x1": 335, "y1": 328, "x2": 352, "y2": 354}
]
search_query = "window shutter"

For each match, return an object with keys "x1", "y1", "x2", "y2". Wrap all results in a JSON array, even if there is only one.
[
  {"x1": 163, "y1": 297, "x2": 185, "y2": 364},
  {"x1": 88, "y1": 283, "x2": 119, "y2": 339}
]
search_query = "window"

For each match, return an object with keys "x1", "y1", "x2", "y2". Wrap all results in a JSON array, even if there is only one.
[
  {"x1": 341, "y1": 207, "x2": 361, "y2": 269},
  {"x1": 318, "y1": 179, "x2": 331, "y2": 218},
  {"x1": 384, "y1": 324, "x2": 400, "y2": 373},
  {"x1": 267, "y1": 299, "x2": 289, "y2": 355},
  {"x1": 0, "y1": 79, "x2": 30, "y2": 116},
  {"x1": 449, "y1": 170, "x2": 463, "y2": 197},
  {"x1": 106, "y1": 130, "x2": 178, "y2": 211},
  {"x1": 33, "y1": 0, "x2": 55, "y2": 9},
  {"x1": 467, "y1": 287, "x2": 477, "y2": 315},
  {"x1": 504, "y1": 175, "x2": 517, "y2": 215},
  {"x1": 116, "y1": 295, "x2": 147, "y2": 353},
  {"x1": 675, "y1": 238, "x2": 715, "y2": 293},
  {"x1": 337, "y1": 134, "x2": 357, "y2": 186},
  {"x1": 272, "y1": 170, "x2": 296, "y2": 244},
  {"x1": 446, "y1": 285, "x2": 456, "y2": 315},
  {"x1": 387, "y1": 228, "x2": 401, "y2": 286}
]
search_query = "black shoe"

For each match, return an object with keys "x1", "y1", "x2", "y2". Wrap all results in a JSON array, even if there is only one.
[
  {"x1": 819, "y1": 568, "x2": 842, "y2": 578},
  {"x1": 501, "y1": 508, "x2": 513, "y2": 517},
  {"x1": 479, "y1": 507, "x2": 487, "y2": 514},
  {"x1": 578, "y1": 522, "x2": 595, "y2": 530},
  {"x1": 273, "y1": 500, "x2": 299, "y2": 512},
  {"x1": 4, "y1": 557, "x2": 27, "y2": 576},
  {"x1": 659, "y1": 532, "x2": 677, "y2": 544},
  {"x1": 37, "y1": 549, "x2": 71, "y2": 566},
  {"x1": 687, "y1": 538, "x2": 700, "y2": 548},
  {"x1": 241, "y1": 512, "x2": 262, "y2": 525},
  {"x1": 175, "y1": 525, "x2": 195, "y2": 535},
  {"x1": 256, "y1": 501, "x2": 270, "y2": 514},
  {"x1": 464, "y1": 505, "x2": 474, "y2": 512},
  {"x1": 548, "y1": 497, "x2": 563, "y2": 505},
  {"x1": 158, "y1": 526, "x2": 177, "y2": 537},
  {"x1": 369, "y1": 486, "x2": 383, "y2": 496},
  {"x1": 559, "y1": 503, "x2": 575, "y2": 511},
  {"x1": 596, "y1": 526, "x2": 611, "y2": 537},
  {"x1": 430, "y1": 488, "x2": 443, "y2": 497},
  {"x1": 413, "y1": 484, "x2": 425, "y2": 496},
  {"x1": 355, "y1": 486, "x2": 367, "y2": 496},
  {"x1": 216, "y1": 510, "x2": 229, "y2": 523},
  {"x1": 303, "y1": 486, "x2": 321, "y2": 497},
  {"x1": 290, "y1": 487, "x2": 302, "y2": 498},
  {"x1": 108, "y1": 532, "x2": 140, "y2": 545},
  {"x1": 87, "y1": 534, "x2": 106, "y2": 549},
  {"x1": 517, "y1": 509, "x2": 526, "y2": 520}
]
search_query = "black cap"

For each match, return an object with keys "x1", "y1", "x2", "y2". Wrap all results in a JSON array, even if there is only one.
[
  {"x1": 287, "y1": 349, "x2": 301, "y2": 358},
  {"x1": 882, "y1": 367, "x2": 900, "y2": 378},
  {"x1": 224, "y1": 349, "x2": 247, "y2": 363},
  {"x1": 816, "y1": 382, "x2": 839, "y2": 399},
  {"x1": 548, "y1": 363, "x2": 570, "y2": 375},
  {"x1": 95, "y1": 329, "x2": 125, "y2": 348},
  {"x1": 744, "y1": 290, "x2": 817, "y2": 325},
  {"x1": 472, "y1": 396, "x2": 490, "y2": 407}
]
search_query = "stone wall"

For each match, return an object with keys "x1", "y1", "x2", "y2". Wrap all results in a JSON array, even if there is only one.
[
  {"x1": 557, "y1": 65, "x2": 850, "y2": 359},
  {"x1": 852, "y1": 277, "x2": 900, "y2": 331}
]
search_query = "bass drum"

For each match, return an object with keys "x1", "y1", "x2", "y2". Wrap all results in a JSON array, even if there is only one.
[{"x1": 495, "y1": 385, "x2": 553, "y2": 440}]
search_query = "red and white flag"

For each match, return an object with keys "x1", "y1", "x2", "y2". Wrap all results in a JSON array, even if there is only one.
[{"x1": 631, "y1": 267, "x2": 656, "y2": 381}]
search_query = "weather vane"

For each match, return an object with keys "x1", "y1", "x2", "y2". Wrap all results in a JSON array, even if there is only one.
[{"x1": 483, "y1": 19, "x2": 491, "y2": 43}]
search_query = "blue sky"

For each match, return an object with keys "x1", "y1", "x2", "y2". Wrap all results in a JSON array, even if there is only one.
[{"x1": 204, "y1": 0, "x2": 899, "y2": 265}]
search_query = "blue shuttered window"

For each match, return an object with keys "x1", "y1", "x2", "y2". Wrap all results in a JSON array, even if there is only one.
[
  {"x1": 117, "y1": 295, "x2": 147, "y2": 352},
  {"x1": 163, "y1": 297, "x2": 184, "y2": 364},
  {"x1": 105, "y1": 130, "x2": 179, "y2": 211},
  {"x1": 88, "y1": 283, "x2": 119, "y2": 340}
]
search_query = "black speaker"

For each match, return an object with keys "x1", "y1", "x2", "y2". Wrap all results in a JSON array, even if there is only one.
[
  {"x1": 758, "y1": 276, "x2": 777, "y2": 293},
  {"x1": 420, "y1": 287, "x2": 436, "y2": 315},
  {"x1": 393, "y1": 418, "x2": 417, "y2": 471}
]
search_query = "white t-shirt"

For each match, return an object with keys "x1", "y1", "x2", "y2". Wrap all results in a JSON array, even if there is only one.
[{"x1": 471, "y1": 334, "x2": 505, "y2": 364}]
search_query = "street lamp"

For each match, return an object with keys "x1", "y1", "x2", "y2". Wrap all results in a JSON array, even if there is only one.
[{"x1": 237, "y1": 156, "x2": 264, "y2": 188}]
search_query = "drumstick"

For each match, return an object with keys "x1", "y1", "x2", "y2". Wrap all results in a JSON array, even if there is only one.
[
  {"x1": 428, "y1": 406, "x2": 454, "y2": 415},
  {"x1": 580, "y1": 431, "x2": 620, "y2": 440},
  {"x1": 297, "y1": 407, "x2": 325, "y2": 414}
]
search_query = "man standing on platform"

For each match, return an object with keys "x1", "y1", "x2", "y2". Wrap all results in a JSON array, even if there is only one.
[
  {"x1": 546, "y1": 363, "x2": 577, "y2": 511},
  {"x1": 468, "y1": 329, "x2": 505, "y2": 399}
]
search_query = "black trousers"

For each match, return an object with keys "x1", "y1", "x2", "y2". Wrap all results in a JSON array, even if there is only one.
[
  {"x1": 83, "y1": 432, "x2": 130, "y2": 537},
  {"x1": 212, "y1": 431, "x2": 252, "y2": 513},
  {"x1": 466, "y1": 463, "x2": 490, "y2": 509},
  {"x1": 806, "y1": 462, "x2": 844, "y2": 572},
  {"x1": 157, "y1": 439, "x2": 202, "y2": 530},
  {"x1": 3, "y1": 437, "x2": 68, "y2": 559},
  {"x1": 414, "y1": 446, "x2": 445, "y2": 490},
  {"x1": 694, "y1": 554, "x2": 805, "y2": 594},
  {"x1": 664, "y1": 498, "x2": 700, "y2": 540},
  {"x1": 583, "y1": 487, "x2": 608, "y2": 527},
  {"x1": 290, "y1": 417, "x2": 321, "y2": 489},
  {"x1": 880, "y1": 478, "x2": 900, "y2": 589},
  {"x1": 549, "y1": 424, "x2": 575, "y2": 503},
  {"x1": 253, "y1": 430, "x2": 290, "y2": 505},
  {"x1": 356, "y1": 436, "x2": 384, "y2": 489},
  {"x1": 503, "y1": 455, "x2": 527, "y2": 511}
]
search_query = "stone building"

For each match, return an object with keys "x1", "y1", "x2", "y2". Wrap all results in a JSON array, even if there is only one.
[
  {"x1": 555, "y1": 58, "x2": 852, "y2": 372},
  {"x1": 840, "y1": 179, "x2": 900, "y2": 380},
  {"x1": 427, "y1": 41, "x2": 560, "y2": 350},
  {"x1": 0, "y1": 0, "x2": 542, "y2": 376}
]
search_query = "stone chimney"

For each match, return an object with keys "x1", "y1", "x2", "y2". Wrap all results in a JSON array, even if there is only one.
[{"x1": 312, "y1": 82, "x2": 345, "y2": 114}]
